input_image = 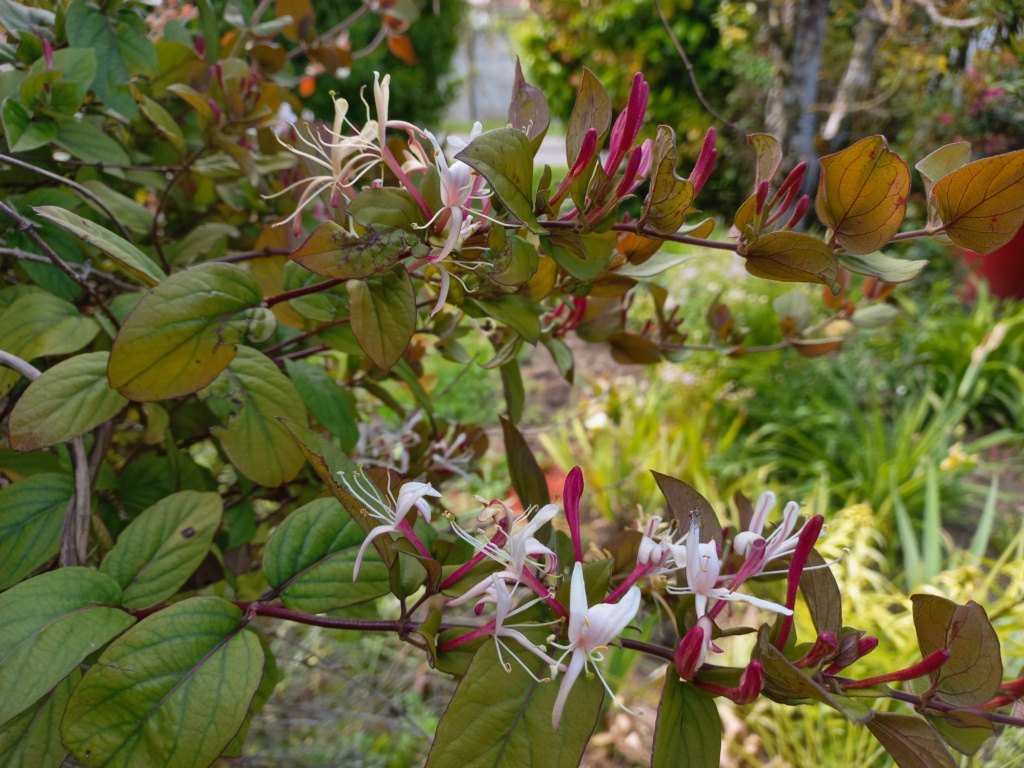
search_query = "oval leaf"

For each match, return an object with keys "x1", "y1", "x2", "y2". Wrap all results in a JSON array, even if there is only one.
[
  {"x1": 200, "y1": 346, "x2": 308, "y2": 487},
  {"x1": 932, "y1": 148, "x2": 1024, "y2": 254},
  {"x1": 108, "y1": 263, "x2": 273, "y2": 400},
  {"x1": 99, "y1": 490, "x2": 222, "y2": 609},
  {"x1": 455, "y1": 128, "x2": 542, "y2": 234},
  {"x1": 916, "y1": 142, "x2": 970, "y2": 204},
  {"x1": 425, "y1": 641, "x2": 603, "y2": 768},
  {"x1": 291, "y1": 220, "x2": 427, "y2": 279},
  {"x1": 838, "y1": 250, "x2": 927, "y2": 283},
  {"x1": 816, "y1": 136, "x2": 910, "y2": 255},
  {"x1": 501, "y1": 416, "x2": 550, "y2": 509},
  {"x1": 911, "y1": 595, "x2": 1002, "y2": 708},
  {"x1": 640, "y1": 125, "x2": 696, "y2": 235},
  {"x1": 0, "y1": 473, "x2": 75, "y2": 590},
  {"x1": 743, "y1": 231, "x2": 839, "y2": 287},
  {"x1": 346, "y1": 264, "x2": 417, "y2": 372},
  {"x1": 566, "y1": 67, "x2": 612, "y2": 168},
  {"x1": 62, "y1": 597, "x2": 264, "y2": 768},
  {"x1": 9, "y1": 352, "x2": 128, "y2": 451},
  {"x1": 33, "y1": 206, "x2": 166, "y2": 285},
  {"x1": 748, "y1": 133, "x2": 782, "y2": 187},
  {"x1": 508, "y1": 58, "x2": 550, "y2": 154},
  {"x1": 0, "y1": 568, "x2": 134, "y2": 727},
  {"x1": 263, "y1": 497, "x2": 391, "y2": 613},
  {"x1": 652, "y1": 672, "x2": 720, "y2": 768},
  {"x1": 651, "y1": 471, "x2": 722, "y2": 548},
  {"x1": 0, "y1": 669, "x2": 79, "y2": 768},
  {"x1": 0, "y1": 293, "x2": 100, "y2": 397},
  {"x1": 865, "y1": 712, "x2": 957, "y2": 768}
]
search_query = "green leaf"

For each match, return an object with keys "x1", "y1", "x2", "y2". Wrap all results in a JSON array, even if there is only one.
[
  {"x1": 652, "y1": 672, "x2": 720, "y2": 768},
  {"x1": 98, "y1": 491, "x2": 222, "y2": 609},
  {"x1": 500, "y1": 357, "x2": 525, "y2": 424},
  {"x1": 613, "y1": 249, "x2": 692, "y2": 278},
  {"x1": 916, "y1": 142, "x2": 970, "y2": 206},
  {"x1": 346, "y1": 264, "x2": 416, "y2": 372},
  {"x1": 640, "y1": 126, "x2": 696, "y2": 235},
  {"x1": 165, "y1": 222, "x2": 240, "y2": 265},
  {"x1": 839, "y1": 250, "x2": 927, "y2": 283},
  {"x1": 200, "y1": 346, "x2": 308, "y2": 487},
  {"x1": 53, "y1": 117, "x2": 131, "y2": 165},
  {"x1": 220, "y1": 630, "x2": 279, "y2": 757},
  {"x1": 66, "y1": 0, "x2": 157, "y2": 118},
  {"x1": 108, "y1": 263, "x2": 273, "y2": 400},
  {"x1": 865, "y1": 712, "x2": 957, "y2": 768},
  {"x1": 346, "y1": 187, "x2": 427, "y2": 230},
  {"x1": 488, "y1": 228, "x2": 539, "y2": 287},
  {"x1": 500, "y1": 416, "x2": 550, "y2": 508},
  {"x1": 816, "y1": 135, "x2": 910, "y2": 255},
  {"x1": 0, "y1": 669, "x2": 79, "y2": 768},
  {"x1": 28, "y1": 47, "x2": 96, "y2": 111},
  {"x1": 9, "y1": 352, "x2": 128, "y2": 451},
  {"x1": 851, "y1": 303, "x2": 900, "y2": 329},
  {"x1": 743, "y1": 231, "x2": 839, "y2": 287},
  {"x1": 0, "y1": 568, "x2": 134, "y2": 727},
  {"x1": 62, "y1": 596, "x2": 264, "y2": 768},
  {"x1": 1, "y1": 97, "x2": 57, "y2": 151},
  {"x1": 34, "y1": 205, "x2": 166, "y2": 285},
  {"x1": 455, "y1": 128, "x2": 542, "y2": 234},
  {"x1": 471, "y1": 295, "x2": 542, "y2": 343},
  {"x1": 565, "y1": 67, "x2": 611, "y2": 169},
  {"x1": 78, "y1": 181, "x2": 154, "y2": 235},
  {"x1": 263, "y1": 497, "x2": 391, "y2": 613},
  {"x1": 911, "y1": 595, "x2": 1002, "y2": 708},
  {"x1": 545, "y1": 230, "x2": 616, "y2": 282},
  {"x1": 0, "y1": 474, "x2": 74, "y2": 590},
  {"x1": 291, "y1": 221, "x2": 427, "y2": 279},
  {"x1": 925, "y1": 710, "x2": 994, "y2": 756},
  {"x1": 0, "y1": 292, "x2": 100, "y2": 397},
  {"x1": 137, "y1": 93, "x2": 185, "y2": 149},
  {"x1": 651, "y1": 471, "x2": 722, "y2": 548},
  {"x1": 284, "y1": 360, "x2": 359, "y2": 451},
  {"x1": 426, "y1": 641, "x2": 603, "y2": 768}
]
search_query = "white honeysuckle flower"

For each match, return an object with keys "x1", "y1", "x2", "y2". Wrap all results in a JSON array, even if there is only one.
[
  {"x1": 667, "y1": 515, "x2": 792, "y2": 618},
  {"x1": 733, "y1": 491, "x2": 822, "y2": 564},
  {"x1": 550, "y1": 561, "x2": 642, "y2": 730},
  {"x1": 340, "y1": 469, "x2": 440, "y2": 581},
  {"x1": 491, "y1": 577, "x2": 567, "y2": 680},
  {"x1": 451, "y1": 501, "x2": 559, "y2": 578}
]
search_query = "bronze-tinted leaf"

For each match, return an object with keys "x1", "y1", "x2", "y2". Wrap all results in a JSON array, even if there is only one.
[
  {"x1": 791, "y1": 337, "x2": 844, "y2": 357},
  {"x1": 507, "y1": 58, "x2": 549, "y2": 155},
  {"x1": 651, "y1": 471, "x2": 721, "y2": 547},
  {"x1": 500, "y1": 416, "x2": 550, "y2": 509},
  {"x1": 799, "y1": 549, "x2": 842, "y2": 642},
  {"x1": 748, "y1": 133, "x2": 782, "y2": 187},
  {"x1": 743, "y1": 231, "x2": 839, "y2": 286},
  {"x1": 608, "y1": 332, "x2": 661, "y2": 365},
  {"x1": 639, "y1": 125, "x2": 695, "y2": 235},
  {"x1": 932, "y1": 148, "x2": 1024, "y2": 254},
  {"x1": 865, "y1": 712, "x2": 957, "y2": 768},
  {"x1": 291, "y1": 221, "x2": 426, "y2": 280},
  {"x1": 346, "y1": 264, "x2": 416, "y2": 372},
  {"x1": 911, "y1": 595, "x2": 1002, "y2": 708},
  {"x1": 566, "y1": 67, "x2": 611, "y2": 169},
  {"x1": 816, "y1": 136, "x2": 910, "y2": 255},
  {"x1": 455, "y1": 128, "x2": 542, "y2": 233}
]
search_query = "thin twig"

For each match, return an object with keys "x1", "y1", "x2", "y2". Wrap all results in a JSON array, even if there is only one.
[
  {"x1": 0, "y1": 153, "x2": 136, "y2": 242},
  {"x1": 0, "y1": 351, "x2": 91, "y2": 566},
  {"x1": 352, "y1": 26, "x2": 388, "y2": 60},
  {"x1": 541, "y1": 219, "x2": 739, "y2": 252},
  {"x1": 0, "y1": 201, "x2": 120, "y2": 326},
  {"x1": 286, "y1": 2, "x2": 372, "y2": 60},
  {"x1": 652, "y1": 0, "x2": 746, "y2": 137},
  {"x1": 212, "y1": 247, "x2": 292, "y2": 263},
  {"x1": 264, "y1": 277, "x2": 346, "y2": 307},
  {"x1": 152, "y1": 146, "x2": 205, "y2": 271},
  {"x1": 48, "y1": 158, "x2": 186, "y2": 173},
  {"x1": 0, "y1": 246, "x2": 137, "y2": 289}
]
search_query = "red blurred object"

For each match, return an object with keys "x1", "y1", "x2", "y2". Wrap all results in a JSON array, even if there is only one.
[{"x1": 958, "y1": 226, "x2": 1024, "y2": 300}]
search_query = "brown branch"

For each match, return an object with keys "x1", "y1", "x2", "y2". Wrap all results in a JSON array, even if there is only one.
[
  {"x1": 541, "y1": 219, "x2": 739, "y2": 252},
  {"x1": 264, "y1": 277, "x2": 346, "y2": 307},
  {"x1": 152, "y1": 146, "x2": 205, "y2": 271},
  {"x1": 652, "y1": 0, "x2": 746, "y2": 137},
  {"x1": 0, "y1": 201, "x2": 120, "y2": 327},
  {"x1": 0, "y1": 246, "x2": 138, "y2": 290},
  {"x1": 0, "y1": 153, "x2": 135, "y2": 242},
  {"x1": 286, "y1": 2, "x2": 372, "y2": 60}
]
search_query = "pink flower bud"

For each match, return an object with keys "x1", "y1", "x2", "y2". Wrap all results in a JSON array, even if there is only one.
[
  {"x1": 569, "y1": 128, "x2": 598, "y2": 179},
  {"x1": 674, "y1": 621, "x2": 708, "y2": 681},
  {"x1": 688, "y1": 128, "x2": 718, "y2": 196},
  {"x1": 604, "y1": 72, "x2": 649, "y2": 177},
  {"x1": 564, "y1": 467, "x2": 585, "y2": 563},
  {"x1": 775, "y1": 514, "x2": 825, "y2": 649},
  {"x1": 784, "y1": 195, "x2": 811, "y2": 230},
  {"x1": 754, "y1": 180, "x2": 770, "y2": 216},
  {"x1": 42, "y1": 38, "x2": 53, "y2": 70},
  {"x1": 733, "y1": 660, "x2": 765, "y2": 704},
  {"x1": 615, "y1": 144, "x2": 645, "y2": 197},
  {"x1": 794, "y1": 631, "x2": 838, "y2": 669},
  {"x1": 775, "y1": 161, "x2": 807, "y2": 200},
  {"x1": 841, "y1": 649, "x2": 951, "y2": 691}
]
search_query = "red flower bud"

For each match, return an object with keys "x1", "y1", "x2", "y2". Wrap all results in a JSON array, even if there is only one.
[{"x1": 794, "y1": 631, "x2": 838, "y2": 669}]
